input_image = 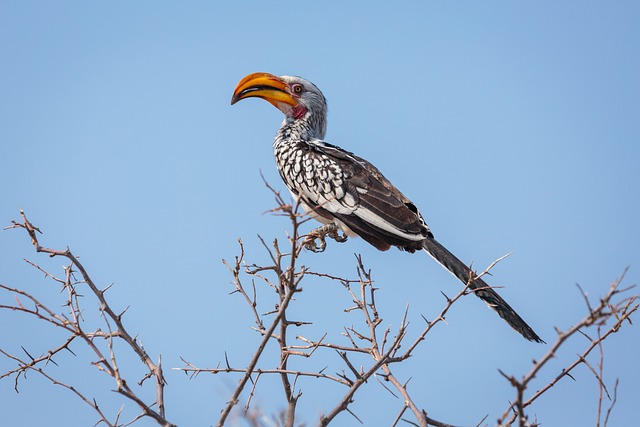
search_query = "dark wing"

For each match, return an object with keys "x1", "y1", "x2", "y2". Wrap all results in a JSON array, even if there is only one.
[{"x1": 293, "y1": 139, "x2": 432, "y2": 252}]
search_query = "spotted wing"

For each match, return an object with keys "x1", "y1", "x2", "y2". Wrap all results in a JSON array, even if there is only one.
[{"x1": 278, "y1": 138, "x2": 431, "y2": 252}]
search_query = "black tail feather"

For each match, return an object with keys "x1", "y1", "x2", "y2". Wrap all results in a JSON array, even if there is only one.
[{"x1": 422, "y1": 238, "x2": 544, "y2": 343}]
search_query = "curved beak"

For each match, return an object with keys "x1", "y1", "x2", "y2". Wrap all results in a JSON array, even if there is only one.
[{"x1": 231, "y1": 72, "x2": 298, "y2": 109}]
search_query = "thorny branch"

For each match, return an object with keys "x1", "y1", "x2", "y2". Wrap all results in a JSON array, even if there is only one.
[
  {"x1": 1, "y1": 210, "x2": 175, "y2": 427},
  {"x1": 178, "y1": 182, "x2": 638, "y2": 427},
  {"x1": 209, "y1": 185, "x2": 308, "y2": 427},
  {"x1": 3, "y1": 186, "x2": 638, "y2": 427},
  {"x1": 497, "y1": 270, "x2": 637, "y2": 427},
  {"x1": 176, "y1": 184, "x2": 495, "y2": 426}
]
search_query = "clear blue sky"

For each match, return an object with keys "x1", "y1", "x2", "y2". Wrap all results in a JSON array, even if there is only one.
[{"x1": 1, "y1": 2, "x2": 639, "y2": 426}]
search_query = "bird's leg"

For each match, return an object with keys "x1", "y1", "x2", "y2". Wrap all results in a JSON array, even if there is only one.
[{"x1": 303, "y1": 223, "x2": 348, "y2": 253}]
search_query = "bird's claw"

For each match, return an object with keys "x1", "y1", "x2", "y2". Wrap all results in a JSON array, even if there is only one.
[
  {"x1": 303, "y1": 224, "x2": 348, "y2": 253},
  {"x1": 304, "y1": 235, "x2": 327, "y2": 253}
]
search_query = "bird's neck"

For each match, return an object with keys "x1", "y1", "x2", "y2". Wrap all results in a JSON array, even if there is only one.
[{"x1": 274, "y1": 116, "x2": 324, "y2": 149}]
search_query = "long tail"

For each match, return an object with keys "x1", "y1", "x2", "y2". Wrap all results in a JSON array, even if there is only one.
[{"x1": 422, "y1": 237, "x2": 543, "y2": 343}]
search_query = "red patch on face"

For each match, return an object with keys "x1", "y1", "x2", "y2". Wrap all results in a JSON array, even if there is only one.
[{"x1": 293, "y1": 104, "x2": 307, "y2": 119}]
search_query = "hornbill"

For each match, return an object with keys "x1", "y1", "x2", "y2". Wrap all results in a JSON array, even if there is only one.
[{"x1": 231, "y1": 72, "x2": 543, "y2": 343}]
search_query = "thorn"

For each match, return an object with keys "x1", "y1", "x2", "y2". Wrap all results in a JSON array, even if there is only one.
[
  {"x1": 224, "y1": 351, "x2": 231, "y2": 370},
  {"x1": 420, "y1": 314, "x2": 431, "y2": 326},
  {"x1": 118, "y1": 305, "x2": 130, "y2": 320},
  {"x1": 45, "y1": 354, "x2": 59, "y2": 367},
  {"x1": 21, "y1": 346, "x2": 35, "y2": 362},
  {"x1": 346, "y1": 407, "x2": 364, "y2": 424},
  {"x1": 440, "y1": 290, "x2": 452, "y2": 303}
]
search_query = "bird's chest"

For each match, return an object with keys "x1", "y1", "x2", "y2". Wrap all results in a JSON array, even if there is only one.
[{"x1": 274, "y1": 140, "x2": 346, "y2": 201}]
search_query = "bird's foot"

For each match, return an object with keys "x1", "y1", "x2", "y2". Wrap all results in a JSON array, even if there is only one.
[{"x1": 303, "y1": 224, "x2": 348, "y2": 253}]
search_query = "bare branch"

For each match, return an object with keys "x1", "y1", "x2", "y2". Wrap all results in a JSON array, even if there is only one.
[
  {"x1": 497, "y1": 270, "x2": 637, "y2": 426},
  {"x1": 1, "y1": 210, "x2": 175, "y2": 427}
]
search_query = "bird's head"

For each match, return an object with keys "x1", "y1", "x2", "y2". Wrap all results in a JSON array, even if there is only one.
[{"x1": 231, "y1": 72, "x2": 327, "y2": 138}]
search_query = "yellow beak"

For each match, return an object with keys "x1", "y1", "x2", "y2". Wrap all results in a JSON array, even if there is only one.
[{"x1": 231, "y1": 72, "x2": 298, "y2": 109}]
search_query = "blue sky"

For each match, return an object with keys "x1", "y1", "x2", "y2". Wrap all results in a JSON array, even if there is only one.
[{"x1": 1, "y1": 2, "x2": 639, "y2": 426}]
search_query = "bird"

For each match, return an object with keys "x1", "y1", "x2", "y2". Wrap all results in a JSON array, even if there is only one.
[{"x1": 231, "y1": 72, "x2": 543, "y2": 343}]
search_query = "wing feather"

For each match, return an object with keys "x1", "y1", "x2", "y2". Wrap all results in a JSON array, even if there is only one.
[{"x1": 293, "y1": 140, "x2": 431, "y2": 251}]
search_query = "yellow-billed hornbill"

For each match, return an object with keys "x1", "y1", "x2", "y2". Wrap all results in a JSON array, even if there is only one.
[{"x1": 231, "y1": 72, "x2": 543, "y2": 343}]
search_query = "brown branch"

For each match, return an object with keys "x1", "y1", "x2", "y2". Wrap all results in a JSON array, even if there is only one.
[
  {"x1": 2, "y1": 210, "x2": 175, "y2": 427},
  {"x1": 176, "y1": 181, "x2": 637, "y2": 427},
  {"x1": 0, "y1": 349, "x2": 116, "y2": 426},
  {"x1": 215, "y1": 184, "x2": 308, "y2": 426},
  {"x1": 497, "y1": 271, "x2": 638, "y2": 426},
  {"x1": 316, "y1": 253, "x2": 472, "y2": 427}
]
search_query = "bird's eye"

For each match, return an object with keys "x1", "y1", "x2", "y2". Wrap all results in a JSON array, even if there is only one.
[{"x1": 292, "y1": 84, "x2": 304, "y2": 94}]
